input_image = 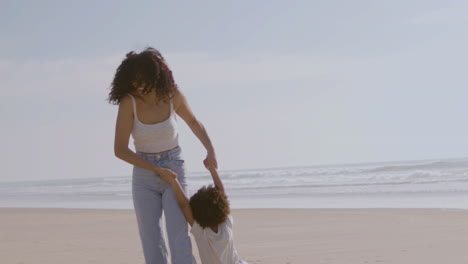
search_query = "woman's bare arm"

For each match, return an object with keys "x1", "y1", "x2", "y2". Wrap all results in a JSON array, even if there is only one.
[{"x1": 173, "y1": 90, "x2": 218, "y2": 169}]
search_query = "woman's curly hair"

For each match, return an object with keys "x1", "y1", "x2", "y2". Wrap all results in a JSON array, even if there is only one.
[
  {"x1": 107, "y1": 47, "x2": 179, "y2": 104},
  {"x1": 189, "y1": 185, "x2": 230, "y2": 229}
]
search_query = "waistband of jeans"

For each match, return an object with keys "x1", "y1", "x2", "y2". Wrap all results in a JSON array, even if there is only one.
[{"x1": 136, "y1": 146, "x2": 182, "y2": 161}]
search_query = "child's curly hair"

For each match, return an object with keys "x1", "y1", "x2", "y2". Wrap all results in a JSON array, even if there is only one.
[{"x1": 189, "y1": 185, "x2": 230, "y2": 228}]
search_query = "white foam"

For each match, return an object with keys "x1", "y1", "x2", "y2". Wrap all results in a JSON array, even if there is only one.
[{"x1": 2, "y1": 158, "x2": 468, "y2": 209}]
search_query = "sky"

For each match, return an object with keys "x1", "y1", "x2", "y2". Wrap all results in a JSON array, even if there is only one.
[{"x1": 1, "y1": 0, "x2": 468, "y2": 182}]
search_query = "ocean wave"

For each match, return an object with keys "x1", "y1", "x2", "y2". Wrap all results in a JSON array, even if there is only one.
[
  {"x1": 3, "y1": 158, "x2": 468, "y2": 199},
  {"x1": 362, "y1": 159, "x2": 468, "y2": 173}
]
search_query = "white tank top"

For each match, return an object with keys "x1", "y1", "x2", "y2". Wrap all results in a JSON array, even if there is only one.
[{"x1": 128, "y1": 94, "x2": 179, "y2": 153}]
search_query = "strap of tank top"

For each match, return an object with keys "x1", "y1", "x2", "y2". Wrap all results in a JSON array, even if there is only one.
[
  {"x1": 128, "y1": 94, "x2": 174, "y2": 120},
  {"x1": 170, "y1": 99, "x2": 174, "y2": 114},
  {"x1": 127, "y1": 94, "x2": 137, "y2": 119},
  {"x1": 170, "y1": 98, "x2": 177, "y2": 120}
]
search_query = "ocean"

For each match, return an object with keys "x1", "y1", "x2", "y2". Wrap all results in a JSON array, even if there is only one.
[{"x1": 2, "y1": 158, "x2": 468, "y2": 209}]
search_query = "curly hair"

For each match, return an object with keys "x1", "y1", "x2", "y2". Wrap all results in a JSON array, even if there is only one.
[
  {"x1": 107, "y1": 47, "x2": 179, "y2": 105},
  {"x1": 189, "y1": 185, "x2": 230, "y2": 229}
]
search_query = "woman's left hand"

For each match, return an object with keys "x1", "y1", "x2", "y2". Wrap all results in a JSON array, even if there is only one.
[{"x1": 203, "y1": 152, "x2": 218, "y2": 170}]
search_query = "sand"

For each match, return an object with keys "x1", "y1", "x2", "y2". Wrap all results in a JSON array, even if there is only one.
[{"x1": 2, "y1": 208, "x2": 468, "y2": 264}]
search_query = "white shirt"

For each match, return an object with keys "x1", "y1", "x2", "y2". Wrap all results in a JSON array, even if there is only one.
[
  {"x1": 127, "y1": 94, "x2": 179, "y2": 153},
  {"x1": 191, "y1": 215, "x2": 240, "y2": 264}
]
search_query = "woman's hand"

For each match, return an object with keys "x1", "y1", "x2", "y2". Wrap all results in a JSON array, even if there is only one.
[
  {"x1": 203, "y1": 152, "x2": 218, "y2": 170},
  {"x1": 155, "y1": 167, "x2": 177, "y2": 184}
]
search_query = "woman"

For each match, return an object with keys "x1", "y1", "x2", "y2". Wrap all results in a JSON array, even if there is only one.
[{"x1": 108, "y1": 47, "x2": 217, "y2": 264}]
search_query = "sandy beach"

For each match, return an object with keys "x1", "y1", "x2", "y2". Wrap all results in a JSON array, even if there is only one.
[{"x1": 2, "y1": 208, "x2": 468, "y2": 264}]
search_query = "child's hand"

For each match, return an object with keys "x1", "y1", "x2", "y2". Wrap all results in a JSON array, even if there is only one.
[{"x1": 158, "y1": 168, "x2": 177, "y2": 184}]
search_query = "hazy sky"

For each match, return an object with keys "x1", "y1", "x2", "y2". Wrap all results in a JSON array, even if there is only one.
[{"x1": 1, "y1": 0, "x2": 468, "y2": 182}]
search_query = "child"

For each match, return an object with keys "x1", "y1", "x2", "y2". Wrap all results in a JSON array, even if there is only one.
[{"x1": 161, "y1": 164, "x2": 248, "y2": 264}]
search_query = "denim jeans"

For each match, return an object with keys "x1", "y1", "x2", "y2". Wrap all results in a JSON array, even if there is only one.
[{"x1": 132, "y1": 146, "x2": 196, "y2": 264}]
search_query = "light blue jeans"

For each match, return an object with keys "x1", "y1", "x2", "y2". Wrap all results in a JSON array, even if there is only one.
[{"x1": 132, "y1": 146, "x2": 196, "y2": 264}]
